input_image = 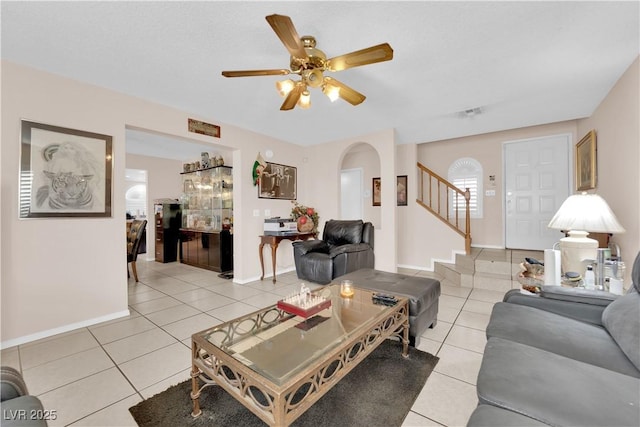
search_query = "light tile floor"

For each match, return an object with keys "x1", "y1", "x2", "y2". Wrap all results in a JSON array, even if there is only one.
[{"x1": 1, "y1": 257, "x2": 512, "y2": 427}]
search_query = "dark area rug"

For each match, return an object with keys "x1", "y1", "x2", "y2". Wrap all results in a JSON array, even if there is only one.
[{"x1": 129, "y1": 339, "x2": 438, "y2": 427}]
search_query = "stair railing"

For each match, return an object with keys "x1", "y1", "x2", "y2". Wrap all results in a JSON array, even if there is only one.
[{"x1": 416, "y1": 162, "x2": 471, "y2": 254}]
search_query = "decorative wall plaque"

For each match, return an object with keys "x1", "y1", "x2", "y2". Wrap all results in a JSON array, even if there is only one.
[{"x1": 188, "y1": 118, "x2": 220, "y2": 138}]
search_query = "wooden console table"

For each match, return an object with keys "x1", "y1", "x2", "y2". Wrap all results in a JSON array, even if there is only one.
[{"x1": 259, "y1": 232, "x2": 316, "y2": 283}]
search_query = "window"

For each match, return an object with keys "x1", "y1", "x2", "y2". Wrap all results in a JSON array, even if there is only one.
[{"x1": 448, "y1": 158, "x2": 483, "y2": 219}]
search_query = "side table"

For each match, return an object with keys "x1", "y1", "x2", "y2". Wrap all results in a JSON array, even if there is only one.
[{"x1": 259, "y1": 232, "x2": 316, "y2": 283}]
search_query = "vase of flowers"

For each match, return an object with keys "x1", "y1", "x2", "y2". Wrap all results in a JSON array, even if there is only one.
[{"x1": 291, "y1": 201, "x2": 319, "y2": 233}]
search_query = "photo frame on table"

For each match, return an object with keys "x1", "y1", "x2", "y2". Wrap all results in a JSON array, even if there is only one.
[
  {"x1": 19, "y1": 120, "x2": 113, "y2": 218},
  {"x1": 372, "y1": 177, "x2": 381, "y2": 206},
  {"x1": 576, "y1": 130, "x2": 597, "y2": 191},
  {"x1": 397, "y1": 175, "x2": 408, "y2": 206},
  {"x1": 258, "y1": 162, "x2": 297, "y2": 200}
]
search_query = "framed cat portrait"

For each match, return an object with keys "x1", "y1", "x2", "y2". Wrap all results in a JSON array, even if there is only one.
[{"x1": 19, "y1": 120, "x2": 113, "y2": 218}]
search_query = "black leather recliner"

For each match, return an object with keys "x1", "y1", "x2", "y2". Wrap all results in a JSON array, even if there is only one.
[{"x1": 292, "y1": 219, "x2": 374, "y2": 284}]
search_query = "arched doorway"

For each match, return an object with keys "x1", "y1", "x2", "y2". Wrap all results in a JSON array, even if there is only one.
[{"x1": 340, "y1": 143, "x2": 380, "y2": 227}]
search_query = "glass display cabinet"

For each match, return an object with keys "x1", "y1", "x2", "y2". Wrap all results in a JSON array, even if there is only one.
[{"x1": 180, "y1": 166, "x2": 233, "y2": 272}]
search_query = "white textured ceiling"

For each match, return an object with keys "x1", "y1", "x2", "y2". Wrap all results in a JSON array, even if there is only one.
[{"x1": 2, "y1": 1, "x2": 638, "y2": 157}]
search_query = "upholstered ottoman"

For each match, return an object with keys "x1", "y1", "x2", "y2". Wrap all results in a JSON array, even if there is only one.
[{"x1": 336, "y1": 268, "x2": 440, "y2": 346}]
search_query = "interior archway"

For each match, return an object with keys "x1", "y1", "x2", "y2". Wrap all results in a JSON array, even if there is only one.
[{"x1": 339, "y1": 142, "x2": 381, "y2": 228}]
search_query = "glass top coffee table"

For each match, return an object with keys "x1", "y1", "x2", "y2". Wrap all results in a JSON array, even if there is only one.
[{"x1": 190, "y1": 283, "x2": 409, "y2": 426}]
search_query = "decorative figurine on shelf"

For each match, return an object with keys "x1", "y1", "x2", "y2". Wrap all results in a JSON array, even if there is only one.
[
  {"x1": 201, "y1": 152, "x2": 210, "y2": 169},
  {"x1": 291, "y1": 201, "x2": 319, "y2": 233}
]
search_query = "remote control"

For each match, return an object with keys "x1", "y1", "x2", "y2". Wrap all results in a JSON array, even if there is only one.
[{"x1": 372, "y1": 293, "x2": 398, "y2": 305}]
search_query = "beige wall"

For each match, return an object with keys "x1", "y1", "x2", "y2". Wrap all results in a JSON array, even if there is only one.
[
  {"x1": 0, "y1": 61, "x2": 305, "y2": 346},
  {"x1": 411, "y1": 55, "x2": 639, "y2": 279},
  {"x1": 305, "y1": 129, "x2": 398, "y2": 272},
  {"x1": 417, "y1": 121, "x2": 578, "y2": 249},
  {"x1": 577, "y1": 57, "x2": 639, "y2": 271},
  {"x1": 396, "y1": 143, "x2": 468, "y2": 269},
  {"x1": 2, "y1": 55, "x2": 637, "y2": 346}
]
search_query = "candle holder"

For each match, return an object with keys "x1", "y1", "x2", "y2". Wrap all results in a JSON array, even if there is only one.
[{"x1": 340, "y1": 280, "x2": 354, "y2": 298}]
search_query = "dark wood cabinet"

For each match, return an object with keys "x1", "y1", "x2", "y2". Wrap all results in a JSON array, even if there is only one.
[
  {"x1": 180, "y1": 229, "x2": 233, "y2": 272},
  {"x1": 155, "y1": 203, "x2": 182, "y2": 263}
]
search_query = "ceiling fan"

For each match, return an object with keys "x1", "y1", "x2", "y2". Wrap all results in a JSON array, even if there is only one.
[{"x1": 221, "y1": 14, "x2": 394, "y2": 110}]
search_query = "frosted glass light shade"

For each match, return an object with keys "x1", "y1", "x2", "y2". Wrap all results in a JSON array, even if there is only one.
[
  {"x1": 276, "y1": 79, "x2": 294, "y2": 97},
  {"x1": 298, "y1": 90, "x2": 311, "y2": 109}
]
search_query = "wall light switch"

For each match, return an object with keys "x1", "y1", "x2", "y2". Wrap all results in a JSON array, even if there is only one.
[
  {"x1": 485, "y1": 190, "x2": 496, "y2": 197},
  {"x1": 253, "y1": 209, "x2": 260, "y2": 217},
  {"x1": 264, "y1": 209, "x2": 271, "y2": 217}
]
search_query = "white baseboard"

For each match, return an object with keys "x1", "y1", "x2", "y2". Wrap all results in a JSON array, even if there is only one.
[
  {"x1": 233, "y1": 266, "x2": 296, "y2": 284},
  {"x1": 0, "y1": 310, "x2": 131, "y2": 349},
  {"x1": 471, "y1": 244, "x2": 506, "y2": 249},
  {"x1": 397, "y1": 263, "x2": 432, "y2": 272},
  {"x1": 398, "y1": 249, "x2": 467, "y2": 272}
]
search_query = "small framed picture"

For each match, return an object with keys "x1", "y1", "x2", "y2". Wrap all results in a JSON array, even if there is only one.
[
  {"x1": 372, "y1": 177, "x2": 381, "y2": 206},
  {"x1": 19, "y1": 120, "x2": 113, "y2": 218},
  {"x1": 397, "y1": 175, "x2": 408, "y2": 206},
  {"x1": 576, "y1": 130, "x2": 597, "y2": 191},
  {"x1": 258, "y1": 162, "x2": 297, "y2": 200}
]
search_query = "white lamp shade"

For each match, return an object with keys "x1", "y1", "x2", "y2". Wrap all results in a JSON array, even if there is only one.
[
  {"x1": 548, "y1": 193, "x2": 624, "y2": 276},
  {"x1": 547, "y1": 193, "x2": 625, "y2": 233}
]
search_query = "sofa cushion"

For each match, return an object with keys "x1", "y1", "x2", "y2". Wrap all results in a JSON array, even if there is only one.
[
  {"x1": 486, "y1": 302, "x2": 640, "y2": 377},
  {"x1": 632, "y1": 250, "x2": 640, "y2": 294},
  {"x1": 477, "y1": 337, "x2": 640, "y2": 427},
  {"x1": 1, "y1": 395, "x2": 48, "y2": 426},
  {"x1": 602, "y1": 291, "x2": 640, "y2": 372},
  {"x1": 466, "y1": 404, "x2": 550, "y2": 426},
  {"x1": 323, "y1": 220, "x2": 363, "y2": 246},
  {"x1": 540, "y1": 286, "x2": 616, "y2": 306}
]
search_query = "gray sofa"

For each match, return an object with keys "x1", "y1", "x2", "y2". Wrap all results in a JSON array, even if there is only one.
[
  {"x1": 1, "y1": 366, "x2": 48, "y2": 427},
  {"x1": 467, "y1": 251, "x2": 640, "y2": 427},
  {"x1": 292, "y1": 220, "x2": 374, "y2": 284}
]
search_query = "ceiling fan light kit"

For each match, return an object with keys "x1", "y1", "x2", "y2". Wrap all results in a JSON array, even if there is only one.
[{"x1": 221, "y1": 14, "x2": 393, "y2": 111}]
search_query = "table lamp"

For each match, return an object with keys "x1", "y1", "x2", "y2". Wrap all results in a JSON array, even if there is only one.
[{"x1": 547, "y1": 192, "x2": 625, "y2": 276}]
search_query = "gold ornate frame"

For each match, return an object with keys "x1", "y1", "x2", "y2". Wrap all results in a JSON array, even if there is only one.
[{"x1": 576, "y1": 130, "x2": 597, "y2": 191}]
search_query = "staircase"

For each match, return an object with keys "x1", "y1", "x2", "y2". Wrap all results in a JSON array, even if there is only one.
[
  {"x1": 434, "y1": 248, "x2": 545, "y2": 293},
  {"x1": 416, "y1": 162, "x2": 471, "y2": 254}
]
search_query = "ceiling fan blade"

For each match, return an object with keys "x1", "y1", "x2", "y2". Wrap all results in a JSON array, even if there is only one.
[
  {"x1": 221, "y1": 69, "x2": 290, "y2": 78},
  {"x1": 324, "y1": 77, "x2": 366, "y2": 105},
  {"x1": 327, "y1": 43, "x2": 394, "y2": 71},
  {"x1": 280, "y1": 84, "x2": 304, "y2": 110},
  {"x1": 265, "y1": 14, "x2": 308, "y2": 59}
]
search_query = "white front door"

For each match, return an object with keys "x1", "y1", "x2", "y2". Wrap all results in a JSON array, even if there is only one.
[
  {"x1": 504, "y1": 134, "x2": 571, "y2": 250},
  {"x1": 340, "y1": 168, "x2": 363, "y2": 220}
]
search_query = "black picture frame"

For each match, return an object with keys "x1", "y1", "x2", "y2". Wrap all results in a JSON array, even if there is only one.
[
  {"x1": 372, "y1": 177, "x2": 381, "y2": 206},
  {"x1": 258, "y1": 162, "x2": 297, "y2": 200},
  {"x1": 19, "y1": 120, "x2": 113, "y2": 218},
  {"x1": 397, "y1": 175, "x2": 408, "y2": 206}
]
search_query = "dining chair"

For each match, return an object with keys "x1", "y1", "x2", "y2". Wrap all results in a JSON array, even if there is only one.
[{"x1": 127, "y1": 219, "x2": 148, "y2": 282}]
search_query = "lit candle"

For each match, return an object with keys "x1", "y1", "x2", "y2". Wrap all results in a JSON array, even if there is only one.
[{"x1": 340, "y1": 280, "x2": 354, "y2": 298}]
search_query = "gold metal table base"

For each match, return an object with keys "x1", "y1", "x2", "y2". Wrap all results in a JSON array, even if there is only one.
[{"x1": 191, "y1": 301, "x2": 409, "y2": 426}]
